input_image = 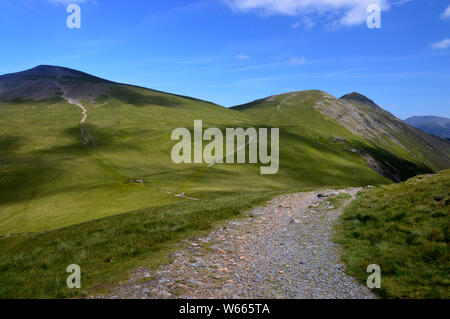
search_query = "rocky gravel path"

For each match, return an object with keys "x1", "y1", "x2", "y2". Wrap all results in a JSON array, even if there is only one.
[
  {"x1": 55, "y1": 81, "x2": 88, "y2": 123},
  {"x1": 97, "y1": 188, "x2": 376, "y2": 299}
]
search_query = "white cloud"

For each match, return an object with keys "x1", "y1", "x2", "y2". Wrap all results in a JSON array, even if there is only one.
[
  {"x1": 291, "y1": 16, "x2": 315, "y2": 29},
  {"x1": 291, "y1": 21, "x2": 301, "y2": 29},
  {"x1": 236, "y1": 54, "x2": 250, "y2": 60},
  {"x1": 431, "y1": 38, "x2": 450, "y2": 50},
  {"x1": 224, "y1": 0, "x2": 391, "y2": 26},
  {"x1": 288, "y1": 56, "x2": 306, "y2": 65},
  {"x1": 46, "y1": 0, "x2": 91, "y2": 5},
  {"x1": 442, "y1": 5, "x2": 450, "y2": 19}
]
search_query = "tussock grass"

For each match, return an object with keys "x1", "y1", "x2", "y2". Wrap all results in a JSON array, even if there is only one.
[
  {"x1": 328, "y1": 193, "x2": 352, "y2": 209},
  {"x1": 336, "y1": 170, "x2": 450, "y2": 298}
]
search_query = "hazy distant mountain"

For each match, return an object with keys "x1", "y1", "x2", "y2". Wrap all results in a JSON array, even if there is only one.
[{"x1": 404, "y1": 116, "x2": 450, "y2": 139}]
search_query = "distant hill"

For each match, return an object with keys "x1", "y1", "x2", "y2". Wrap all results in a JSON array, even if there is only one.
[
  {"x1": 233, "y1": 90, "x2": 450, "y2": 181},
  {"x1": 404, "y1": 115, "x2": 450, "y2": 139},
  {"x1": 0, "y1": 65, "x2": 217, "y2": 105},
  {"x1": 0, "y1": 65, "x2": 112, "y2": 102}
]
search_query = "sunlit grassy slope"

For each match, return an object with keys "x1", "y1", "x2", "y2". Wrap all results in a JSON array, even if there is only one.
[
  {"x1": 233, "y1": 90, "x2": 441, "y2": 180},
  {"x1": 0, "y1": 86, "x2": 393, "y2": 234},
  {"x1": 1, "y1": 74, "x2": 448, "y2": 298},
  {"x1": 0, "y1": 192, "x2": 272, "y2": 298},
  {"x1": 336, "y1": 170, "x2": 450, "y2": 298}
]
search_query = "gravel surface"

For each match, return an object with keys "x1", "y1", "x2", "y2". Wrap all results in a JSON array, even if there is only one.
[
  {"x1": 95, "y1": 188, "x2": 376, "y2": 299},
  {"x1": 55, "y1": 81, "x2": 88, "y2": 123}
]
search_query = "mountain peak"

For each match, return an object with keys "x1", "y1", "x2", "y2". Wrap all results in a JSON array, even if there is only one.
[
  {"x1": 340, "y1": 92, "x2": 378, "y2": 109},
  {"x1": 21, "y1": 65, "x2": 81, "y2": 77},
  {"x1": 0, "y1": 65, "x2": 107, "y2": 82},
  {"x1": 0, "y1": 65, "x2": 111, "y2": 102}
]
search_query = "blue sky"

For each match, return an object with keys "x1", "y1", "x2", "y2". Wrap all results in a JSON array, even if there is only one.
[{"x1": 0, "y1": 0, "x2": 449, "y2": 119}]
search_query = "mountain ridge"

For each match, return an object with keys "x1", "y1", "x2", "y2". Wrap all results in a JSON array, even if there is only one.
[
  {"x1": 0, "y1": 65, "x2": 449, "y2": 235},
  {"x1": 404, "y1": 115, "x2": 450, "y2": 139},
  {"x1": 0, "y1": 65, "x2": 219, "y2": 106},
  {"x1": 0, "y1": 65, "x2": 110, "y2": 82},
  {"x1": 339, "y1": 92, "x2": 379, "y2": 110},
  {"x1": 232, "y1": 90, "x2": 450, "y2": 178}
]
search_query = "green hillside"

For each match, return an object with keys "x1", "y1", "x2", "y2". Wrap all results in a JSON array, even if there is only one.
[
  {"x1": 338, "y1": 93, "x2": 450, "y2": 171},
  {"x1": 1, "y1": 66, "x2": 449, "y2": 298},
  {"x1": 232, "y1": 90, "x2": 447, "y2": 181},
  {"x1": 0, "y1": 84, "x2": 393, "y2": 235},
  {"x1": 0, "y1": 192, "x2": 272, "y2": 298},
  {"x1": 336, "y1": 170, "x2": 450, "y2": 298}
]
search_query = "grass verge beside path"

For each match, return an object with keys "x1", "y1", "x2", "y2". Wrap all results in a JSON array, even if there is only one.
[
  {"x1": 335, "y1": 170, "x2": 450, "y2": 298},
  {"x1": 0, "y1": 192, "x2": 274, "y2": 298}
]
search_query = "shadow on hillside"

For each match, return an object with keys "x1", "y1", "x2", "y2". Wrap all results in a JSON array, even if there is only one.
[
  {"x1": 106, "y1": 86, "x2": 183, "y2": 107},
  {"x1": 0, "y1": 135, "x2": 26, "y2": 156},
  {"x1": 56, "y1": 124, "x2": 165, "y2": 152},
  {"x1": 353, "y1": 142, "x2": 433, "y2": 182},
  {"x1": 0, "y1": 148, "x2": 62, "y2": 207},
  {"x1": 0, "y1": 120, "x2": 434, "y2": 210}
]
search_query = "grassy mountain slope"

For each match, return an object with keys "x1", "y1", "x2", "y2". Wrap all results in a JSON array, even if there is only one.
[
  {"x1": 1, "y1": 67, "x2": 448, "y2": 235},
  {"x1": 1, "y1": 66, "x2": 450, "y2": 298},
  {"x1": 233, "y1": 90, "x2": 450, "y2": 181},
  {"x1": 0, "y1": 80, "x2": 259, "y2": 234},
  {"x1": 336, "y1": 170, "x2": 450, "y2": 298},
  {"x1": 0, "y1": 68, "x2": 393, "y2": 235},
  {"x1": 337, "y1": 93, "x2": 450, "y2": 171},
  {"x1": 0, "y1": 192, "x2": 271, "y2": 298}
]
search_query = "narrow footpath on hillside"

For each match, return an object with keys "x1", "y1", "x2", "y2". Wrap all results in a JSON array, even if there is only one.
[
  {"x1": 276, "y1": 93, "x2": 298, "y2": 111},
  {"x1": 208, "y1": 135, "x2": 256, "y2": 168},
  {"x1": 55, "y1": 81, "x2": 88, "y2": 123},
  {"x1": 96, "y1": 188, "x2": 376, "y2": 299}
]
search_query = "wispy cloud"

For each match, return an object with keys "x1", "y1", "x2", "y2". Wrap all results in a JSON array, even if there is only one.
[
  {"x1": 223, "y1": 0, "x2": 393, "y2": 26},
  {"x1": 234, "y1": 62, "x2": 279, "y2": 72},
  {"x1": 234, "y1": 56, "x2": 306, "y2": 71},
  {"x1": 390, "y1": 0, "x2": 414, "y2": 5},
  {"x1": 46, "y1": 0, "x2": 89, "y2": 4},
  {"x1": 236, "y1": 54, "x2": 250, "y2": 60},
  {"x1": 291, "y1": 16, "x2": 315, "y2": 29},
  {"x1": 431, "y1": 39, "x2": 450, "y2": 50},
  {"x1": 233, "y1": 68, "x2": 440, "y2": 86},
  {"x1": 182, "y1": 56, "x2": 222, "y2": 65},
  {"x1": 288, "y1": 56, "x2": 306, "y2": 65},
  {"x1": 442, "y1": 5, "x2": 450, "y2": 19}
]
